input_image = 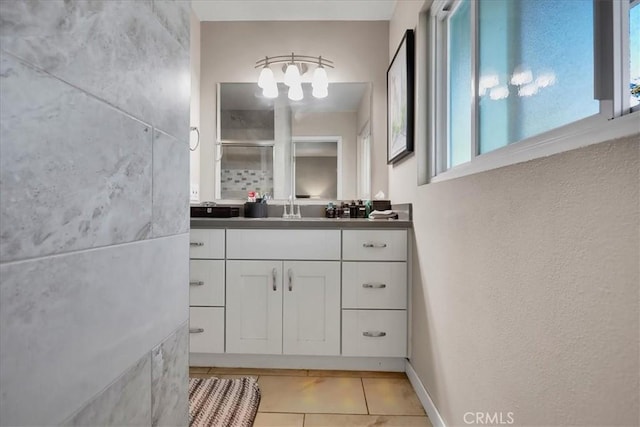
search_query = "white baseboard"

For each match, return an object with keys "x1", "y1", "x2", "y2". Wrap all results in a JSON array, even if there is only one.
[
  {"x1": 190, "y1": 353, "x2": 407, "y2": 372},
  {"x1": 405, "y1": 360, "x2": 446, "y2": 427}
]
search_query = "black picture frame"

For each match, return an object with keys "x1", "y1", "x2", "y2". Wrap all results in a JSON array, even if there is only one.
[{"x1": 387, "y1": 29, "x2": 415, "y2": 164}]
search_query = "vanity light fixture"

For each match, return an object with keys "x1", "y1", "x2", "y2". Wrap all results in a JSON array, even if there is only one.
[{"x1": 255, "y1": 53, "x2": 334, "y2": 100}]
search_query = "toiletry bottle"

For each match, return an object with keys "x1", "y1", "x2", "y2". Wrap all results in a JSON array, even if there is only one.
[
  {"x1": 365, "y1": 200, "x2": 372, "y2": 217},
  {"x1": 357, "y1": 200, "x2": 366, "y2": 218},
  {"x1": 349, "y1": 200, "x2": 357, "y2": 218}
]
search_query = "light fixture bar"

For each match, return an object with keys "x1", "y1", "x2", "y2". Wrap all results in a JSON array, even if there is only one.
[{"x1": 255, "y1": 54, "x2": 334, "y2": 69}]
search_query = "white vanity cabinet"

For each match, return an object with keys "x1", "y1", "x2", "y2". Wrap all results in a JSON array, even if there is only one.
[
  {"x1": 341, "y1": 229, "x2": 408, "y2": 357},
  {"x1": 225, "y1": 229, "x2": 341, "y2": 356},
  {"x1": 189, "y1": 223, "x2": 411, "y2": 371},
  {"x1": 189, "y1": 229, "x2": 226, "y2": 354}
]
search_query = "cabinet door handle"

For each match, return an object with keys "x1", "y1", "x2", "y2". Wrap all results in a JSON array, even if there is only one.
[
  {"x1": 272, "y1": 268, "x2": 277, "y2": 291},
  {"x1": 190, "y1": 242, "x2": 205, "y2": 247},
  {"x1": 363, "y1": 242, "x2": 387, "y2": 248},
  {"x1": 288, "y1": 268, "x2": 293, "y2": 291},
  {"x1": 190, "y1": 280, "x2": 205, "y2": 286},
  {"x1": 362, "y1": 283, "x2": 386, "y2": 289},
  {"x1": 189, "y1": 328, "x2": 204, "y2": 334},
  {"x1": 363, "y1": 331, "x2": 386, "y2": 338}
]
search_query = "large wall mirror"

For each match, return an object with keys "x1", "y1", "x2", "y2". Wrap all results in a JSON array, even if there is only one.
[{"x1": 215, "y1": 82, "x2": 372, "y2": 202}]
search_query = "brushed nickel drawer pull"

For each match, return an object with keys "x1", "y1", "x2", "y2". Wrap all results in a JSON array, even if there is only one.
[
  {"x1": 272, "y1": 268, "x2": 277, "y2": 291},
  {"x1": 363, "y1": 331, "x2": 386, "y2": 338},
  {"x1": 362, "y1": 283, "x2": 386, "y2": 289},
  {"x1": 190, "y1": 242, "x2": 205, "y2": 247},
  {"x1": 288, "y1": 268, "x2": 293, "y2": 291},
  {"x1": 190, "y1": 328, "x2": 204, "y2": 334},
  {"x1": 190, "y1": 281, "x2": 205, "y2": 286},
  {"x1": 363, "y1": 242, "x2": 387, "y2": 248}
]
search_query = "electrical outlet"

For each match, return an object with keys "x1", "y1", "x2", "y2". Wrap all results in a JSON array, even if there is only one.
[{"x1": 190, "y1": 185, "x2": 200, "y2": 202}]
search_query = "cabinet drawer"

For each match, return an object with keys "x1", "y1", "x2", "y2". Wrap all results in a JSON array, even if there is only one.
[
  {"x1": 342, "y1": 310, "x2": 407, "y2": 357},
  {"x1": 190, "y1": 229, "x2": 225, "y2": 259},
  {"x1": 189, "y1": 307, "x2": 224, "y2": 353},
  {"x1": 342, "y1": 230, "x2": 407, "y2": 261},
  {"x1": 190, "y1": 260, "x2": 225, "y2": 307},
  {"x1": 342, "y1": 262, "x2": 407, "y2": 309},
  {"x1": 227, "y1": 229, "x2": 340, "y2": 260}
]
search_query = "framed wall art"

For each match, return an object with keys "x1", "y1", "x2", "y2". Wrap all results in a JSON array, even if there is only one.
[{"x1": 387, "y1": 29, "x2": 415, "y2": 164}]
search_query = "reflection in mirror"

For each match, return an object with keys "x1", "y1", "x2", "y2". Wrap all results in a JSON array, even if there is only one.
[
  {"x1": 216, "y1": 82, "x2": 371, "y2": 202},
  {"x1": 218, "y1": 84, "x2": 275, "y2": 142},
  {"x1": 293, "y1": 138, "x2": 339, "y2": 199},
  {"x1": 220, "y1": 145, "x2": 274, "y2": 199}
]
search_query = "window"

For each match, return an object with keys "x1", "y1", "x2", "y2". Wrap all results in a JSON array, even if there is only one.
[
  {"x1": 427, "y1": 0, "x2": 640, "y2": 181},
  {"x1": 447, "y1": 0, "x2": 472, "y2": 168},
  {"x1": 478, "y1": 0, "x2": 599, "y2": 153}
]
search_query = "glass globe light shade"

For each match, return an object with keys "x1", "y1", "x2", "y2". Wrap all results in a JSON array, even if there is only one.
[
  {"x1": 263, "y1": 81, "x2": 279, "y2": 98},
  {"x1": 284, "y1": 63, "x2": 301, "y2": 87},
  {"x1": 312, "y1": 66, "x2": 328, "y2": 88},
  {"x1": 288, "y1": 83, "x2": 303, "y2": 101},
  {"x1": 312, "y1": 84, "x2": 328, "y2": 99},
  {"x1": 258, "y1": 66, "x2": 274, "y2": 89}
]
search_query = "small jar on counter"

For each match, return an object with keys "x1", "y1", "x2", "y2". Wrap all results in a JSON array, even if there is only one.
[{"x1": 325, "y1": 202, "x2": 336, "y2": 218}]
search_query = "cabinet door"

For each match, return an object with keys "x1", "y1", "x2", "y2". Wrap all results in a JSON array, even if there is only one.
[
  {"x1": 283, "y1": 261, "x2": 341, "y2": 356},
  {"x1": 342, "y1": 309, "x2": 407, "y2": 357},
  {"x1": 342, "y1": 230, "x2": 407, "y2": 261},
  {"x1": 190, "y1": 260, "x2": 225, "y2": 307},
  {"x1": 342, "y1": 262, "x2": 407, "y2": 309},
  {"x1": 227, "y1": 229, "x2": 341, "y2": 260},
  {"x1": 190, "y1": 229, "x2": 225, "y2": 259},
  {"x1": 189, "y1": 307, "x2": 224, "y2": 353},
  {"x1": 226, "y1": 260, "x2": 282, "y2": 354}
]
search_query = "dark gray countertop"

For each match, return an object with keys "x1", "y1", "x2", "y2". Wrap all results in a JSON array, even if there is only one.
[{"x1": 190, "y1": 217, "x2": 412, "y2": 229}]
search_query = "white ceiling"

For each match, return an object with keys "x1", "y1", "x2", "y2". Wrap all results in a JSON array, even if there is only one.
[{"x1": 191, "y1": 0, "x2": 397, "y2": 22}]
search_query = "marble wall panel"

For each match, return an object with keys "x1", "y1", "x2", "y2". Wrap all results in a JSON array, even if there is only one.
[
  {"x1": 0, "y1": 0, "x2": 190, "y2": 140},
  {"x1": 0, "y1": 234, "x2": 189, "y2": 426},
  {"x1": 152, "y1": 0, "x2": 191, "y2": 51},
  {"x1": 151, "y1": 322, "x2": 189, "y2": 427},
  {"x1": 0, "y1": 53, "x2": 152, "y2": 262},
  {"x1": 152, "y1": 129, "x2": 189, "y2": 238},
  {"x1": 62, "y1": 354, "x2": 152, "y2": 427}
]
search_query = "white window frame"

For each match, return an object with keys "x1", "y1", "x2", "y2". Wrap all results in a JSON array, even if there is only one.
[
  {"x1": 629, "y1": 0, "x2": 640, "y2": 113},
  {"x1": 425, "y1": 0, "x2": 640, "y2": 184}
]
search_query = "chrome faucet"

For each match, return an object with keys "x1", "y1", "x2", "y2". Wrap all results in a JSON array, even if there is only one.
[{"x1": 283, "y1": 196, "x2": 301, "y2": 219}]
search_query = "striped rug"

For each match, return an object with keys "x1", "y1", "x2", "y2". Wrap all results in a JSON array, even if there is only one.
[{"x1": 189, "y1": 377, "x2": 261, "y2": 427}]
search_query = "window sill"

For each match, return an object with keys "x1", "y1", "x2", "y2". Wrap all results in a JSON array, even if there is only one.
[{"x1": 430, "y1": 111, "x2": 640, "y2": 183}]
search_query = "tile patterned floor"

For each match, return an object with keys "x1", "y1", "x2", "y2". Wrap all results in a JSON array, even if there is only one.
[{"x1": 189, "y1": 367, "x2": 432, "y2": 427}]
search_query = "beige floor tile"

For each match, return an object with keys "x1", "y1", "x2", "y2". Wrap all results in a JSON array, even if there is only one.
[
  {"x1": 188, "y1": 367, "x2": 210, "y2": 373},
  {"x1": 254, "y1": 412, "x2": 304, "y2": 427},
  {"x1": 304, "y1": 414, "x2": 432, "y2": 427},
  {"x1": 209, "y1": 367, "x2": 308, "y2": 376},
  {"x1": 362, "y1": 378, "x2": 426, "y2": 416},
  {"x1": 308, "y1": 370, "x2": 407, "y2": 379},
  {"x1": 258, "y1": 376, "x2": 368, "y2": 414}
]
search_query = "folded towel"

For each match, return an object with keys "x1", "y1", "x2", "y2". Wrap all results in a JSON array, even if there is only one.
[{"x1": 368, "y1": 210, "x2": 398, "y2": 220}]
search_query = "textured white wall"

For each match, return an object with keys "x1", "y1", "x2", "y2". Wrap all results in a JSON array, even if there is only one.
[
  {"x1": 389, "y1": 1, "x2": 640, "y2": 426},
  {"x1": 198, "y1": 20, "x2": 389, "y2": 201}
]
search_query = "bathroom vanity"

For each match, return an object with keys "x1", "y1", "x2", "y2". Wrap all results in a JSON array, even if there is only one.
[{"x1": 188, "y1": 216, "x2": 412, "y2": 371}]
